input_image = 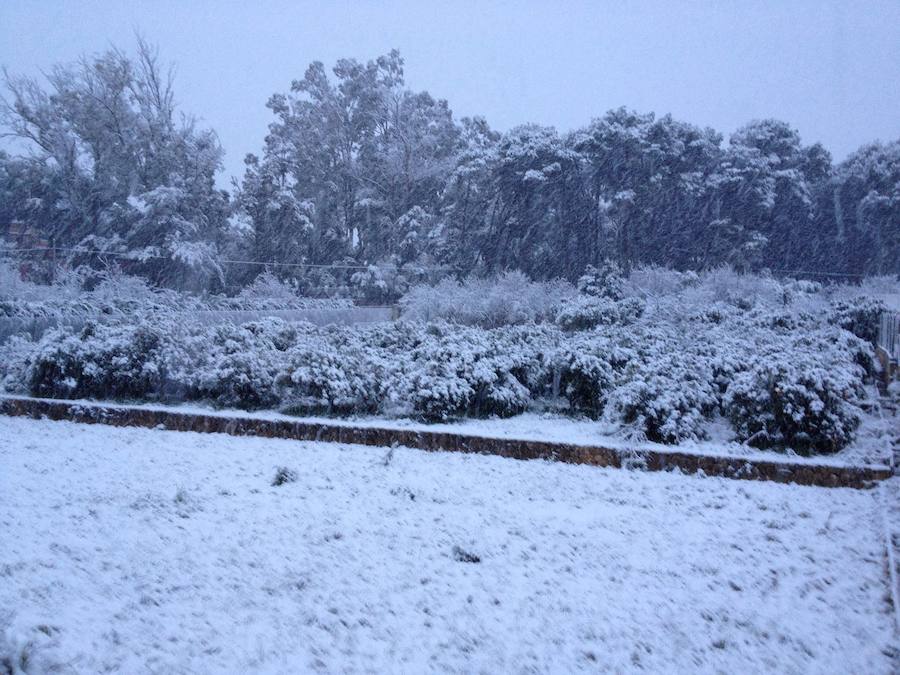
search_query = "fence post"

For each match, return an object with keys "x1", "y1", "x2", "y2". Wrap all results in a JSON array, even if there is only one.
[{"x1": 877, "y1": 311, "x2": 900, "y2": 390}]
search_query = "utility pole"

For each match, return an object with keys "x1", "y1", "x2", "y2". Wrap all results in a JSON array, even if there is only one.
[{"x1": 49, "y1": 235, "x2": 56, "y2": 284}]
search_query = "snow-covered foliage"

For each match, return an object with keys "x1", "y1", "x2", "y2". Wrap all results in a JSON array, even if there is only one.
[
  {"x1": 276, "y1": 329, "x2": 383, "y2": 416},
  {"x1": 0, "y1": 266, "x2": 350, "y2": 326},
  {"x1": 180, "y1": 319, "x2": 304, "y2": 410},
  {"x1": 555, "y1": 296, "x2": 645, "y2": 331},
  {"x1": 604, "y1": 328, "x2": 721, "y2": 444},
  {"x1": 0, "y1": 334, "x2": 35, "y2": 394},
  {"x1": 722, "y1": 326, "x2": 871, "y2": 453},
  {"x1": 551, "y1": 332, "x2": 635, "y2": 417},
  {"x1": 4, "y1": 47, "x2": 900, "y2": 296},
  {"x1": 27, "y1": 321, "x2": 180, "y2": 401},
  {"x1": 399, "y1": 272, "x2": 574, "y2": 327},
  {"x1": 576, "y1": 261, "x2": 627, "y2": 300},
  {"x1": 1, "y1": 269, "x2": 892, "y2": 455},
  {"x1": 828, "y1": 296, "x2": 888, "y2": 345},
  {"x1": 396, "y1": 324, "x2": 548, "y2": 421}
]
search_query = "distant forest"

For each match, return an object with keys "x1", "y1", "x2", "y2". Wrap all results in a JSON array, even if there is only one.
[{"x1": 1, "y1": 42, "x2": 898, "y2": 294}]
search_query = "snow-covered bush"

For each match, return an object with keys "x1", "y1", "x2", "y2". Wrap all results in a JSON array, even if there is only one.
[
  {"x1": 0, "y1": 264, "x2": 350, "y2": 330},
  {"x1": 494, "y1": 323, "x2": 561, "y2": 396},
  {"x1": 398, "y1": 325, "x2": 540, "y2": 421},
  {"x1": 399, "y1": 272, "x2": 575, "y2": 327},
  {"x1": 555, "y1": 296, "x2": 644, "y2": 331},
  {"x1": 181, "y1": 319, "x2": 302, "y2": 409},
  {"x1": 605, "y1": 351, "x2": 719, "y2": 443},
  {"x1": 350, "y1": 265, "x2": 398, "y2": 305},
  {"x1": 577, "y1": 261, "x2": 626, "y2": 300},
  {"x1": 233, "y1": 271, "x2": 301, "y2": 304},
  {"x1": 2, "y1": 265, "x2": 888, "y2": 456},
  {"x1": 90, "y1": 271, "x2": 160, "y2": 306},
  {"x1": 27, "y1": 321, "x2": 182, "y2": 401},
  {"x1": 697, "y1": 266, "x2": 786, "y2": 309},
  {"x1": 723, "y1": 332, "x2": 867, "y2": 454},
  {"x1": 271, "y1": 466, "x2": 298, "y2": 486},
  {"x1": 0, "y1": 334, "x2": 36, "y2": 394},
  {"x1": 781, "y1": 278, "x2": 823, "y2": 303},
  {"x1": 551, "y1": 332, "x2": 637, "y2": 417},
  {"x1": 0, "y1": 259, "x2": 62, "y2": 302},
  {"x1": 276, "y1": 335, "x2": 381, "y2": 415},
  {"x1": 828, "y1": 275, "x2": 900, "y2": 313},
  {"x1": 828, "y1": 296, "x2": 887, "y2": 344},
  {"x1": 404, "y1": 357, "x2": 475, "y2": 421},
  {"x1": 683, "y1": 301, "x2": 737, "y2": 326},
  {"x1": 625, "y1": 265, "x2": 700, "y2": 298}
]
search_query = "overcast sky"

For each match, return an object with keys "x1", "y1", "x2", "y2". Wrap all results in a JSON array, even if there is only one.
[{"x1": 2, "y1": 0, "x2": 899, "y2": 185}]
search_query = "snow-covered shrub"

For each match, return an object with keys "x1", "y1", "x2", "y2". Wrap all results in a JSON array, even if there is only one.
[
  {"x1": 685, "y1": 325, "x2": 750, "y2": 396},
  {"x1": 723, "y1": 333, "x2": 866, "y2": 454},
  {"x1": 0, "y1": 259, "x2": 68, "y2": 302},
  {"x1": 181, "y1": 319, "x2": 302, "y2": 409},
  {"x1": 466, "y1": 331, "x2": 542, "y2": 418},
  {"x1": 823, "y1": 325, "x2": 878, "y2": 375},
  {"x1": 90, "y1": 271, "x2": 159, "y2": 306},
  {"x1": 0, "y1": 334, "x2": 36, "y2": 394},
  {"x1": 404, "y1": 357, "x2": 475, "y2": 421},
  {"x1": 555, "y1": 296, "x2": 615, "y2": 331},
  {"x1": 276, "y1": 335, "x2": 381, "y2": 415},
  {"x1": 689, "y1": 266, "x2": 786, "y2": 310},
  {"x1": 683, "y1": 301, "x2": 736, "y2": 326},
  {"x1": 781, "y1": 278, "x2": 823, "y2": 302},
  {"x1": 605, "y1": 351, "x2": 719, "y2": 443},
  {"x1": 493, "y1": 323, "x2": 562, "y2": 396},
  {"x1": 399, "y1": 325, "x2": 538, "y2": 421},
  {"x1": 350, "y1": 265, "x2": 397, "y2": 305},
  {"x1": 271, "y1": 466, "x2": 298, "y2": 486},
  {"x1": 555, "y1": 296, "x2": 644, "y2": 331},
  {"x1": 750, "y1": 309, "x2": 810, "y2": 332},
  {"x1": 384, "y1": 323, "x2": 559, "y2": 421},
  {"x1": 0, "y1": 264, "x2": 886, "y2": 456},
  {"x1": 828, "y1": 296, "x2": 887, "y2": 344},
  {"x1": 828, "y1": 275, "x2": 900, "y2": 313},
  {"x1": 27, "y1": 321, "x2": 181, "y2": 400},
  {"x1": 399, "y1": 272, "x2": 574, "y2": 327},
  {"x1": 234, "y1": 271, "x2": 301, "y2": 304},
  {"x1": 552, "y1": 332, "x2": 637, "y2": 417},
  {"x1": 577, "y1": 261, "x2": 626, "y2": 300},
  {"x1": 625, "y1": 265, "x2": 700, "y2": 298}
]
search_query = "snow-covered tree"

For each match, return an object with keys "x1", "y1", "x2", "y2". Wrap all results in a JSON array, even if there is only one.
[{"x1": 0, "y1": 39, "x2": 230, "y2": 290}]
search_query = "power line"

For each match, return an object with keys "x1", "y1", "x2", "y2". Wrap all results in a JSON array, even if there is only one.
[
  {"x1": 1, "y1": 246, "x2": 459, "y2": 273},
  {"x1": 5, "y1": 247, "x2": 890, "y2": 280},
  {"x1": 770, "y1": 268, "x2": 871, "y2": 279}
]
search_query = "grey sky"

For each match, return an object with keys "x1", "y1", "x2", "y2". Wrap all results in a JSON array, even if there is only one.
[{"x1": 2, "y1": 0, "x2": 899, "y2": 186}]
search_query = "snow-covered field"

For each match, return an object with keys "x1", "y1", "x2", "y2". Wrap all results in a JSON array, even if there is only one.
[{"x1": 1, "y1": 417, "x2": 897, "y2": 673}]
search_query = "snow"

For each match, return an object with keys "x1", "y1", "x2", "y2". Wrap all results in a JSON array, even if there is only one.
[{"x1": 1, "y1": 416, "x2": 897, "y2": 673}]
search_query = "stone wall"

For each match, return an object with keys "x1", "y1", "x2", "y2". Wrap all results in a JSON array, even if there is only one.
[{"x1": 0, "y1": 396, "x2": 890, "y2": 489}]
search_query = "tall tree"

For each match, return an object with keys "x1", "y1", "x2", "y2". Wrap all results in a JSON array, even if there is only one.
[
  {"x1": 239, "y1": 51, "x2": 460, "y2": 276},
  {"x1": 830, "y1": 140, "x2": 900, "y2": 275},
  {"x1": 0, "y1": 39, "x2": 230, "y2": 290}
]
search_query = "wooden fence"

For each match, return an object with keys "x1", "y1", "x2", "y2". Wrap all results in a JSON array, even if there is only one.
[{"x1": 877, "y1": 312, "x2": 900, "y2": 385}]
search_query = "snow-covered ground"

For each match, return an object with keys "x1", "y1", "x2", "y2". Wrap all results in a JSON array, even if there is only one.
[{"x1": 0, "y1": 417, "x2": 896, "y2": 673}]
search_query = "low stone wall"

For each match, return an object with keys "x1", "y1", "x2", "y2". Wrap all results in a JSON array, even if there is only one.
[{"x1": 0, "y1": 396, "x2": 891, "y2": 489}]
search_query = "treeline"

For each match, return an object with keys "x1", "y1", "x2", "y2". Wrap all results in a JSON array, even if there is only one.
[{"x1": 1, "y1": 43, "x2": 898, "y2": 294}]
